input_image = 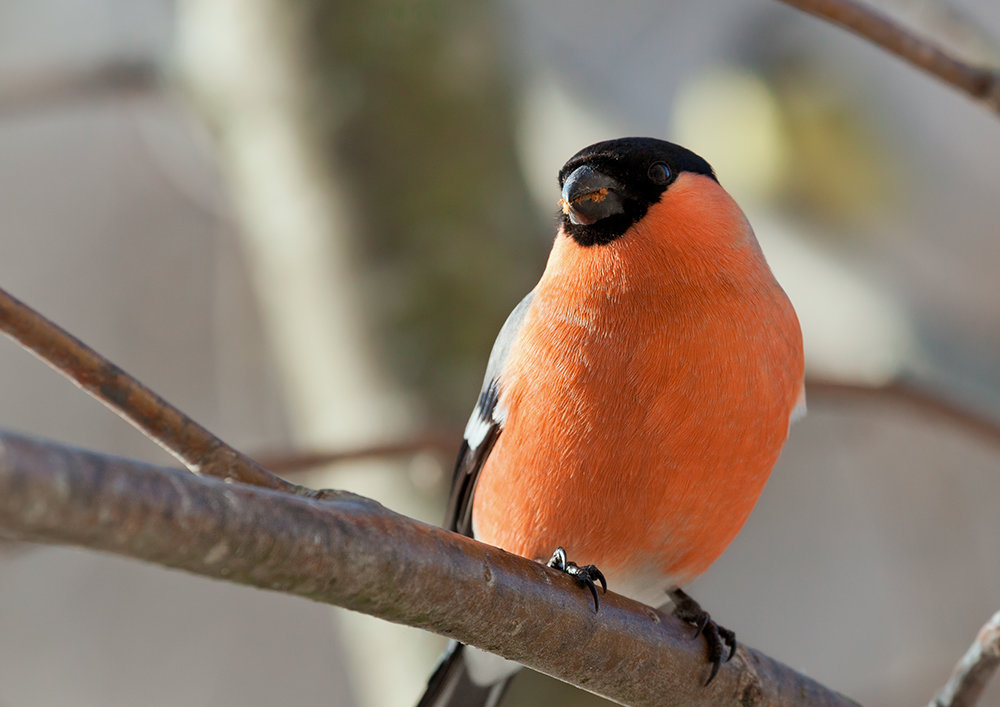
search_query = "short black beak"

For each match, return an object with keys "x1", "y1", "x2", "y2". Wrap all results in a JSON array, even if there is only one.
[{"x1": 561, "y1": 165, "x2": 625, "y2": 226}]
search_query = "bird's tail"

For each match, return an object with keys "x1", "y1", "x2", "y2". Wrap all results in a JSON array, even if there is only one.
[{"x1": 416, "y1": 642, "x2": 512, "y2": 707}]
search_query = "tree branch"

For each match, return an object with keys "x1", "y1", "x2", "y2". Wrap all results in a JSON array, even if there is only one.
[
  {"x1": 256, "y1": 375, "x2": 1000, "y2": 476},
  {"x1": 0, "y1": 429, "x2": 858, "y2": 707},
  {"x1": 806, "y1": 377, "x2": 1000, "y2": 450},
  {"x1": 930, "y1": 611, "x2": 1000, "y2": 707},
  {"x1": 776, "y1": 0, "x2": 1000, "y2": 116},
  {"x1": 0, "y1": 59, "x2": 160, "y2": 118},
  {"x1": 255, "y1": 430, "x2": 457, "y2": 473},
  {"x1": 0, "y1": 286, "x2": 313, "y2": 497}
]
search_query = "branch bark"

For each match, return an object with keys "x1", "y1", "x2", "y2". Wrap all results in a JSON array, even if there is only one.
[
  {"x1": 776, "y1": 0, "x2": 1000, "y2": 116},
  {"x1": 930, "y1": 611, "x2": 1000, "y2": 707},
  {"x1": 0, "y1": 286, "x2": 312, "y2": 497},
  {"x1": 0, "y1": 429, "x2": 858, "y2": 707}
]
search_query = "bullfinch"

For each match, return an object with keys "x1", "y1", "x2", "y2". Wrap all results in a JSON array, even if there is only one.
[{"x1": 417, "y1": 137, "x2": 805, "y2": 706}]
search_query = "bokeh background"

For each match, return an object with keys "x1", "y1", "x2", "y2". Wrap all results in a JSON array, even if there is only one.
[{"x1": 1, "y1": 1, "x2": 999, "y2": 705}]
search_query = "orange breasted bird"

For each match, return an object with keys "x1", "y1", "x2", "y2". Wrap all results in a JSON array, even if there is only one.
[{"x1": 417, "y1": 137, "x2": 805, "y2": 706}]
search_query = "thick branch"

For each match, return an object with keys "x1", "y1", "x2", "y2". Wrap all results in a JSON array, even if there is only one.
[
  {"x1": 0, "y1": 430, "x2": 858, "y2": 707},
  {"x1": 930, "y1": 611, "x2": 1000, "y2": 707},
  {"x1": 777, "y1": 0, "x2": 1000, "y2": 116},
  {"x1": 0, "y1": 286, "x2": 310, "y2": 497}
]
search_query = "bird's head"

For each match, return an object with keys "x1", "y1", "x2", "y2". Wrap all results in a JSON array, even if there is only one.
[{"x1": 558, "y1": 137, "x2": 717, "y2": 248}]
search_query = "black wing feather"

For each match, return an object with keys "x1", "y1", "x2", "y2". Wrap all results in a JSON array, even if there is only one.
[
  {"x1": 445, "y1": 423, "x2": 501, "y2": 536},
  {"x1": 443, "y1": 292, "x2": 534, "y2": 537}
]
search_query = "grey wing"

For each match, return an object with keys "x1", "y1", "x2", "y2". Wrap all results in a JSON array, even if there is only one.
[{"x1": 445, "y1": 291, "x2": 535, "y2": 536}]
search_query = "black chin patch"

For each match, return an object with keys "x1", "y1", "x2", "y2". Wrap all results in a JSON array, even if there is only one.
[
  {"x1": 563, "y1": 212, "x2": 639, "y2": 246},
  {"x1": 557, "y1": 137, "x2": 717, "y2": 247}
]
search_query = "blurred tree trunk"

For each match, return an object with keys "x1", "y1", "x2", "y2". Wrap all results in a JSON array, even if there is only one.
[{"x1": 173, "y1": 1, "x2": 543, "y2": 704}]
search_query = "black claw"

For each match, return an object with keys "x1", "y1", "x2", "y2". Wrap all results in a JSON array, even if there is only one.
[
  {"x1": 592, "y1": 567, "x2": 608, "y2": 594},
  {"x1": 701, "y1": 621, "x2": 725, "y2": 686},
  {"x1": 547, "y1": 547, "x2": 568, "y2": 570},
  {"x1": 668, "y1": 587, "x2": 736, "y2": 687},
  {"x1": 690, "y1": 613, "x2": 709, "y2": 640},
  {"x1": 720, "y1": 626, "x2": 737, "y2": 662},
  {"x1": 705, "y1": 654, "x2": 721, "y2": 686},
  {"x1": 547, "y1": 547, "x2": 607, "y2": 613},
  {"x1": 565, "y1": 562, "x2": 607, "y2": 612},
  {"x1": 581, "y1": 571, "x2": 600, "y2": 610}
]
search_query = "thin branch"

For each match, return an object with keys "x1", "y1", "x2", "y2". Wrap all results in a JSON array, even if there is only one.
[
  {"x1": 255, "y1": 430, "x2": 458, "y2": 473},
  {"x1": 776, "y1": 0, "x2": 1000, "y2": 116},
  {"x1": 0, "y1": 59, "x2": 160, "y2": 118},
  {"x1": 0, "y1": 430, "x2": 858, "y2": 707},
  {"x1": 0, "y1": 286, "x2": 313, "y2": 497},
  {"x1": 806, "y1": 377, "x2": 1000, "y2": 449},
  {"x1": 263, "y1": 376, "x2": 1000, "y2": 475},
  {"x1": 930, "y1": 611, "x2": 1000, "y2": 707}
]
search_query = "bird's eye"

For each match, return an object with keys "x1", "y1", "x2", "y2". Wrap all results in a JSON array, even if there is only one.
[{"x1": 647, "y1": 162, "x2": 671, "y2": 185}]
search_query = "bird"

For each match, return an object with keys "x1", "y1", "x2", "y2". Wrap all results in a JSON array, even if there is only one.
[{"x1": 417, "y1": 137, "x2": 805, "y2": 707}]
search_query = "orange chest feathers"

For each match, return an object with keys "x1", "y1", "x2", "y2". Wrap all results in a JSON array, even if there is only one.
[{"x1": 470, "y1": 176, "x2": 804, "y2": 596}]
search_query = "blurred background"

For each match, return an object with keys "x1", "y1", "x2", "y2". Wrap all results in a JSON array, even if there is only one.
[{"x1": 1, "y1": 0, "x2": 999, "y2": 705}]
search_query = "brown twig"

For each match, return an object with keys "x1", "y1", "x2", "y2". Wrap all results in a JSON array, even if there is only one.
[
  {"x1": 776, "y1": 0, "x2": 1000, "y2": 116},
  {"x1": 930, "y1": 611, "x2": 1000, "y2": 707},
  {"x1": 258, "y1": 376, "x2": 1000, "y2": 477},
  {"x1": 255, "y1": 430, "x2": 458, "y2": 473},
  {"x1": 0, "y1": 429, "x2": 858, "y2": 707},
  {"x1": 806, "y1": 377, "x2": 1000, "y2": 449},
  {"x1": 0, "y1": 286, "x2": 313, "y2": 497},
  {"x1": 262, "y1": 376, "x2": 1000, "y2": 476},
  {"x1": 0, "y1": 59, "x2": 160, "y2": 118}
]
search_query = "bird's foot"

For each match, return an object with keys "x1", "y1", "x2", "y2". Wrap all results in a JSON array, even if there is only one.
[
  {"x1": 669, "y1": 587, "x2": 736, "y2": 685},
  {"x1": 547, "y1": 546, "x2": 607, "y2": 612}
]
